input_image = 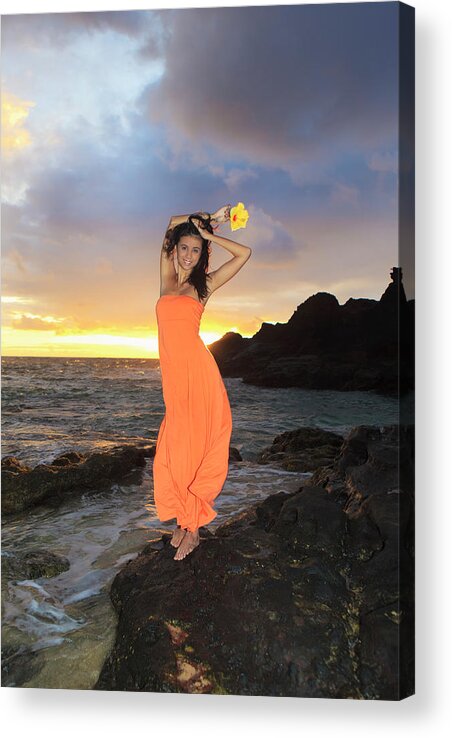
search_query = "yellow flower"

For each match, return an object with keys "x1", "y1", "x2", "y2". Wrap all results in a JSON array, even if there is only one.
[{"x1": 230, "y1": 202, "x2": 249, "y2": 231}]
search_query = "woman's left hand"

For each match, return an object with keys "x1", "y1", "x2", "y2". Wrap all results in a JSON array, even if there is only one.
[{"x1": 211, "y1": 204, "x2": 231, "y2": 225}]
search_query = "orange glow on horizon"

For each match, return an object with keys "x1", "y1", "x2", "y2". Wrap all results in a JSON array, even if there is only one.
[
  {"x1": 1, "y1": 296, "x2": 258, "y2": 358},
  {"x1": 1, "y1": 325, "x2": 245, "y2": 359}
]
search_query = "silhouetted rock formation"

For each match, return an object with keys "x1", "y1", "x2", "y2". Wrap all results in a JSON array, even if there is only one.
[
  {"x1": 209, "y1": 268, "x2": 414, "y2": 397},
  {"x1": 94, "y1": 423, "x2": 414, "y2": 700}
]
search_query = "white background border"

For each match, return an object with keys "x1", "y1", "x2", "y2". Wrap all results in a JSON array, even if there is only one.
[{"x1": 1, "y1": 0, "x2": 450, "y2": 734}]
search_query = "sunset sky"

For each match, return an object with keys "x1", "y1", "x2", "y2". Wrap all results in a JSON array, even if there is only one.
[{"x1": 1, "y1": 3, "x2": 404, "y2": 358}]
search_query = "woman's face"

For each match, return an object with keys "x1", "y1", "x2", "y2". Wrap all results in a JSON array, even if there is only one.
[{"x1": 176, "y1": 235, "x2": 202, "y2": 271}]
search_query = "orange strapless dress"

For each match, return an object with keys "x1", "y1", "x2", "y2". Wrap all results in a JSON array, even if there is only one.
[{"x1": 152, "y1": 294, "x2": 233, "y2": 532}]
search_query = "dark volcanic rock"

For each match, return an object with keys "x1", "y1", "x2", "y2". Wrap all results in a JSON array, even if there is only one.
[
  {"x1": 228, "y1": 447, "x2": 243, "y2": 462},
  {"x1": 1, "y1": 445, "x2": 149, "y2": 515},
  {"x1": 257, "y1": 426, "x2": 344, "y2": 472},
  {"x1": 95, "y1": 424, "x2": 414, "y2": 700},
  {"x1": 209, "y1": 268, "x2": 414, "y2": 397}
]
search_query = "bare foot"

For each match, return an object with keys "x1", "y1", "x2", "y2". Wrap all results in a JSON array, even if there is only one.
[
  {"x1": 173, "y1": 529, "x2": 200, "y2": 560},
  {"x1": 170, "y1": 525, "x2": 187, "y2": 548}
]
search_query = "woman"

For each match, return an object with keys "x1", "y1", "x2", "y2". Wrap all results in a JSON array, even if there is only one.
[{"x1": 153, "y1": 205, "x2": 252, "y2": 561}]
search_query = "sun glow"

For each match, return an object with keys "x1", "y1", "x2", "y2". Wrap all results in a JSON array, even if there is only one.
[
  {"x1": 1, "y1": 90, "x2": 35, "y2": 152},
  {"x1": 200, "y1": 331, "x2": 224, "y2": 346},
  {"x1": 1, "y1": 326, "x2": 231, "y2": 358}
]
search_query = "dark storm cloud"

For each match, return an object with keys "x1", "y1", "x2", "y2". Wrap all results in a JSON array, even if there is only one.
[{"x1": 141, "y1": 3, "x2": 398, "y2": 169}]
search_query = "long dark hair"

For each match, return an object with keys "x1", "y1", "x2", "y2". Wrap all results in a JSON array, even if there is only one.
[{"x1": 163, "y1": 212, "x2": 214, "y2": 301}]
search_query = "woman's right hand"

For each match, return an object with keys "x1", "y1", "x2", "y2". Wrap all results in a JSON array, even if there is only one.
[
  {"x1": 191, "y1": 217, "x2": 212, "y2": 240},
  {"x1": 194, "y1": 211, "x2": 210, "y2": 222}
]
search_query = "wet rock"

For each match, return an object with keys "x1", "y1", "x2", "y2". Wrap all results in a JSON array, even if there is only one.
[
  {"x1": 1, "y1": 645, "x2": 42, "y2": 687},
  {"x1": 1, "y1": 444, "x2": 148, "y2": 515},
  {"x1": 95, "y1": 423, "x2": 414, "y2": 700},
  {"x1": 2, "y1": 549, "x2": 70, "y2": 581},
  {"x1": 257, "y1": 426, "x2": 344, "y2": 472},
  {"x1": 229, "y1": 447, "x2": 243, "y2": 462}
]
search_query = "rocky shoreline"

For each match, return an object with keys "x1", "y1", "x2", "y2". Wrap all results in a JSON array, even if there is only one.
[
  {"x1": 1, "y1": 442, "x2": 243, "y2": 517},
  {"x1": 2, "y1": 424, "x2": 414, "y2": 699},
  {"x1": 92, "y1": 423, "x2": 414, "y2": 700},
  {"x1": 1, "y1": 444, "x2": 150, "y2": 515},
  {"x1": 0, "y1": 426, "x2": 342, "y2": 517}
]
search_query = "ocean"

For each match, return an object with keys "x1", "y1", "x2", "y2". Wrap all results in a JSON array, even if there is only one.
[{"x1": 1, "y1": 356, "x2": 399, "y2": 688}]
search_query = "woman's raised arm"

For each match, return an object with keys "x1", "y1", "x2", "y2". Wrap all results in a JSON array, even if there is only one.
[
  {"x1": 191, "y1": 216, "x2": 251, "y2": 259},
  {"x1": 190, "y1": 216, "x2": 252, "y2": 294},
  {"x1": 207, "y1": 231, "x2": 251, "y2": 259},
  {"x1": 169, "y1": 213, "x2": 190, "y2": 227},
  {"x1": 169, "y1": 211, "x2": 211, "y2": 228}
]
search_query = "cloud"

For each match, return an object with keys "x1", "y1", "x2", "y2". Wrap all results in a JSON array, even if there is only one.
[
  {"x1": 238, "y1": 205, "x2": 299, "y2": 265},
  {"x1": 0, "y1": 10, "x2": 156, "y2": 51},
  {"x1": 94, "y1": 257, "x2": 114, "y2": 276},
  {"x1": 10, "y1": 313, "x2": 65, "y2": 331},
  {"x1": 331, "y1": 182, "x2": 360, "y2": 207},
  {"x1": 142, "y1": 4, "x2": 398, "y2": 173},
  {"x1": 367, "y1": 150, "x2": 398, "y2": 173},
  {"x1": 224, "y1": 168, "x2": 258, "y2": 191},
  {"x1": 2, "y1": 245, "x2": 29, "y2": 275},
  {"x1": 1, "y1": 295, "x2": 34, "y2": 304},
  {"x1": 0, "y1": 4, "x2": 402, "y2": 345},
  {"x1": 1, "y1": 90, "x2": 35, "y2": 153}
]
